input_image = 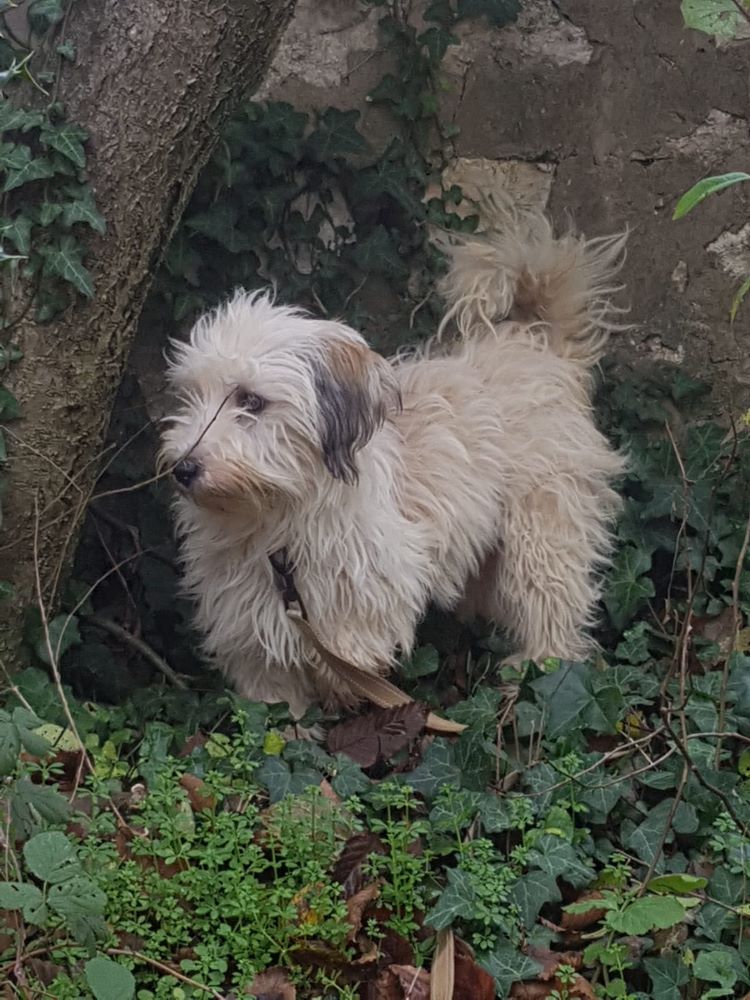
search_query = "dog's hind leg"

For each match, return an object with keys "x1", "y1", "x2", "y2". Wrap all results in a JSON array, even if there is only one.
[{"x1": 467, "y1": 487, "x2": 611, "y2": 664}]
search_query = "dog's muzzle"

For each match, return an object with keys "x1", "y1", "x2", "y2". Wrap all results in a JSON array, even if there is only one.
[{"x1": 173, "y1": 458, "x2": 201, "y2": 488}]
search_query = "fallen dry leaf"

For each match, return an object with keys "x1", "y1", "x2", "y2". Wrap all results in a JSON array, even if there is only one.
[
  {"x1": 179, "y1": 773, "x2": 217, "y2": 812},
  {"x1": 333, "y1": 831, "x2": 386, "y2": 898},
  {"x1": 346, "y1": 881, "x2": 381, "y2": 941},
  {"x1": 178, "y1": 730, "x2": 209, "y2": 757},
  {"x1": 527, "y1": 946, "x2": 583, "y2": 980},
  {"x1": 510, "y1": 975, "x2": 595, "y2": 1000},
  {"x1": 431, "y1": 928, "x2": 454, "y2": 1000},
  {"x1": 328, "y1": 703, "x2": 428, "y2": 766},
  {"x1": 246, "y1": 966, "x2": 296, "y2": 999},
  {"x1": 454, "y1": 953, "x2": 495, "y2": 1000},
  {"x1": 319, "y1": 777, "x2": 341, "y2": 804},
  {"x1": 390, "y1": 964, "x2": 430, "y2": 999},
  {"x1": 560, "y1": 892, "x2": 607, "y2": 931}
]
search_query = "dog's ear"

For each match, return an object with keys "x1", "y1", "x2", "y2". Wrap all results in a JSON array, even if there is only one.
[{"x1": 315, "y1": 339, "x2": 401, "y2": 484}]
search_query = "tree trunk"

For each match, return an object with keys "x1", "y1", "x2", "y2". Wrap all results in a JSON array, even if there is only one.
[{"x1": 0, "y1": 0, "x2": 295, "y2": 665}]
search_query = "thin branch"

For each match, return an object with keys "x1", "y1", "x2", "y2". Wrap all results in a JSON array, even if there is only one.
[
  {"x1": 83, "y1": 615, "x2": 188, "y2": 689},
  {"x1": 107, "y1": 950, "x2": 226, "y2": 998}
]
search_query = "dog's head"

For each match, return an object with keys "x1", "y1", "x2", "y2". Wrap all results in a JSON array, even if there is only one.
[{"x1": 159, "y1": 291, "x2": 400, "y2": 513}]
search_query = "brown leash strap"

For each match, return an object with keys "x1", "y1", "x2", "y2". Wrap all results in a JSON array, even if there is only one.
[{"x1": 269, "y1": 550, "x2": 466, "y2": 736}]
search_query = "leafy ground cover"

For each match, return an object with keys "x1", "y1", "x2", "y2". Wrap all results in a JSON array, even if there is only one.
[{"x1": 2, "y1": 366, "x2": 750, "y2": 999}]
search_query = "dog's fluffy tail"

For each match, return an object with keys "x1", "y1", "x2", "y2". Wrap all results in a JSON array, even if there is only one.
[{"x1": 436, "y1": 199, "x2": 629, "y2": 367}]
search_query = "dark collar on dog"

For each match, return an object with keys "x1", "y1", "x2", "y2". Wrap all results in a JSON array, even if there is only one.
[{"x1": 269, "y1": 548, "x2": 308, "y2": 621}]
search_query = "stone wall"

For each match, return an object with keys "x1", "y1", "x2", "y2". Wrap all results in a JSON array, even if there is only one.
[{"x1": 257, "y1": 0, "x2": 750, "y2": 411}]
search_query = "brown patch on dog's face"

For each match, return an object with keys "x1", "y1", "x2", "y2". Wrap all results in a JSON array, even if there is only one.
[{"x1": 314, "y1": 340, "x2": 401, "y2": 485}]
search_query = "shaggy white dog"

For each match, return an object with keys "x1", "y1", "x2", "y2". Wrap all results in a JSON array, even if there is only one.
[{"x1": 160, "y1": 204, "x2": 627, "y2": 718}]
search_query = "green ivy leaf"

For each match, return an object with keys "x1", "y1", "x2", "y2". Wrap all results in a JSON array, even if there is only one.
[
  {"x1": 0, "y1": 143, "x2": 30, "y2": 173},
  {"x1": 34, "y1": 612, "x2": 81, "y2": 666},
  {"x1": 0, "y1": 385, "x2": 21, "y2": 419},
  {"x1": 532, "y1": 662, "x2": 614, "y2": 738},
  {"x1": 56, "y1": 40, "x2": 76, "y2": 62},
  {"x1": 3, "y1": 154, "x2": 56, "y2": 193},
  {"x1": 186, "y1": 204, "x2": 253, "y2": 254},
  {"x1": 38, "y1": 202, "x2": 64, "y2": 226},
  {"x1": 479, "y1": 941, "x2": 542, "y2": 995},
  {"x1": 513, "y1": 870, "x2": 561, "y2": 928},
  {"x1": 0, "y1": 105, "x2": 44, "y2": 132},
  {"x1": 643, "y1": 956, "x2": 690, "y2": 1000},
  {"x1": 477, "y1": 793, "x2": 515, "y2": 833},
  {"x1": 448, "y1": 686, "x2": 503, "y2": 729},
  {"x1": 604, "y1": 545, "x2": 655, "y2": 630},
  {"x1": 307, "y1": 108, "x2": 369, "y2": 159},
  {"x1": 430, "y1": 789, "x2": 481, "y2": 831},
  {"x1": 351, "y1": 225, "x2": 409, "y2": 278},
  {"x1": 425, "y1": 868, "x2": 477, "y2": 930},
  {"x1": 28, "y1": 0, "x2": 64, "y2": 31},
  {"x1": 330, "y1": 753, "x2": 371, "y2": 798},
  {"x1": 41, "y1": 123, "x2": 89, "y2": 169},
  {"x1": 402, "y1": 739, "x2": 462, "y2": 799},
  {"x1": 526, "y1": 835, "x2": 594, "y2": 889},
  {"x1": 61, "y1": 196, "x2": 106, "y2": 234},
  {"x1": 607, "y1": 895, "x2": 686, "y2": 935},
  {"x1": 0, "y1": 215, "x2": 32, "y2": 255},
  {"x1": 85, "y1": 957, "x2": 136, "y2": 1000},
  {"x1": 400, "y1": 644, "x2": 440, "y2": 680},
  {"x1": 680, "y1": 0, "x2": 747, "y2": 39},
  {"x1": 23, "y1": 831, "x2": 81, "y2": 884},
  {"x1": 257, "y1": 756, "x2": 293, "y2": 804},
  {"x1": 456, "y1": 0, "x2": 521, "y2": 26},
  {"x1": 39, "y1": 235, "x2": 94, "y2": 297}
]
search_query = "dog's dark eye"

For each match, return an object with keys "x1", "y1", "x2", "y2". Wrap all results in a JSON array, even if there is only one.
[{"x1": 236, "y1": 390, "x2": 266, "y2": 414}]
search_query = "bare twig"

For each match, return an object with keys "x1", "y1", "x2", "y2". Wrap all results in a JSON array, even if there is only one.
[
  {"x1": 638, "y1": 762, "x2": 689, "y2": 892},
  {"x1": 716, "y1": 504, "x2": 750, "y2": 765},
  {"x1": 107, "y1": 950, "x2": 226, "y2": 998},
  {"x1": 83, "y1": 615, "x2": 188, "y2": 689}
]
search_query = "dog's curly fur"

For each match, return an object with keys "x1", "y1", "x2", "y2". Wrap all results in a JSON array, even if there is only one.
[{"x1": 160, "y1": 203, "x2": 627, "y2": 717}]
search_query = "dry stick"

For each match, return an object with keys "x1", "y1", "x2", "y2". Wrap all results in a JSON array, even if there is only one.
[
  {"x1": 107, "y1": 950, "x2": 226, "y2": 999},
  {"x1": 83, "y1": 615, "x2": 187, "y2": 689},
  {"x1": 32, "y1": 494, "x2": 91, "y2": 767},
  {"x1": 716, "y1": 503, "x2": 750, "y2": 767},
  {"x1": 637, "y1": 762, "x2": 690, "y2": 894},
  {"x1": 729, "y1": 0, "x2": 750, "y2": 24},
  {"x1": 662, "y1": 712, "x2": 749, "y2": 837}
]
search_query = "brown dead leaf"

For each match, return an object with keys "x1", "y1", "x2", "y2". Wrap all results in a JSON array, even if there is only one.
[
  {"x1": 390, "y1": 964, "x2": 430, "y2": 1000},
  {"x1": 179, "y1": 773, "x2": 217, "y2": 812},
  {"x1": 27, "y1": 959, "x2": 61, "y2": 987},
  {"x1": 510, "y1": 975, "x2": 595, "y2": 1000},
  {"x1": 454, "y1": 953, "x2": 495, "y2": 1000},
  {"x1": 346, "y1": 882, "x2": 381, "y2": 941},
  {"x1": 327, "y1": 703, "x2": 428, "y2": 766},
  {"x1": 527, "y1": 946, "x2": 583, "y2": 980},
  {"x1": 178, "y1": 730, "x2": 209, "y2": 757},
  {"x1": 246, "y1": 966, "x2": 296, "y2": 999},
  {"x1": 333, "y1": 831, "x2": 386, "y2": 898},
  {"x1": 319, "y1": 778, "x2": 341, "y2": 804},
  {"x1": 560, "y1": 892, "x2": 607, "y2": 931}
]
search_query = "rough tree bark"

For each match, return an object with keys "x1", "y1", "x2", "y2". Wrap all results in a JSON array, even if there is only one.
[{"x1": 0, "y1": 0, "x2": 296, "y2": 665}]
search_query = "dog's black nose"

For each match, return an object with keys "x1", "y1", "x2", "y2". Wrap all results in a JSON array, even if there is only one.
[{"x1": 173, "y1": 459, "x2": 200, "y2": 488}]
